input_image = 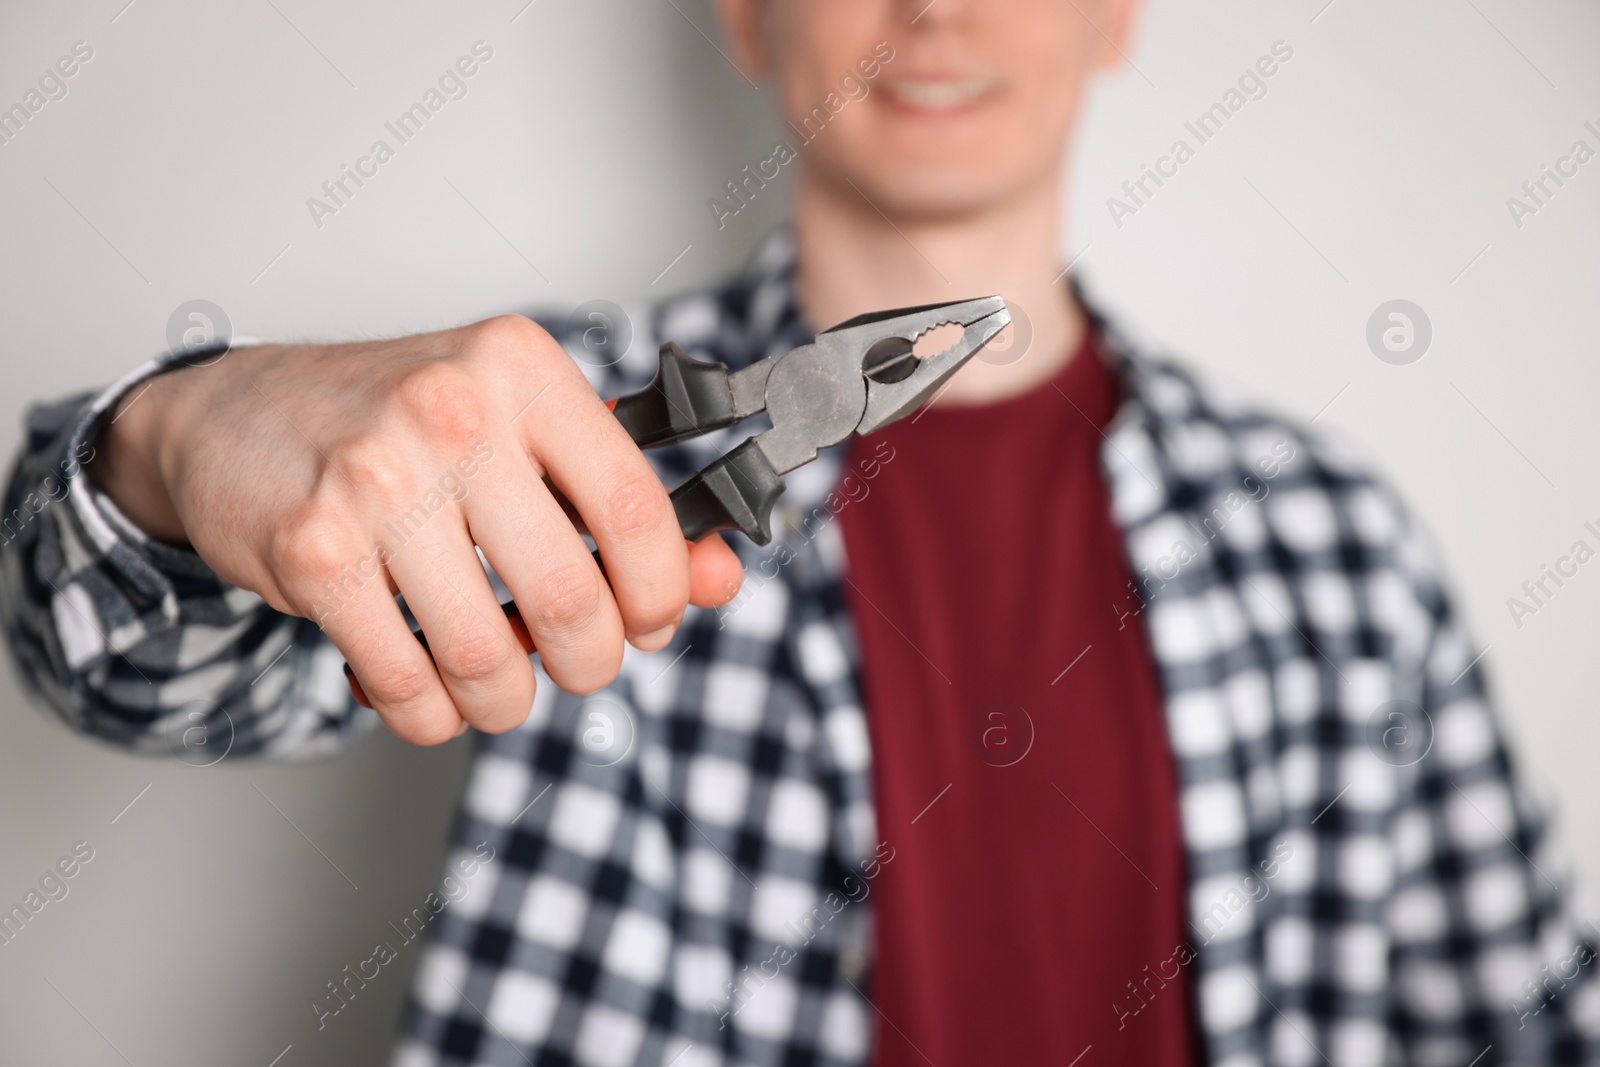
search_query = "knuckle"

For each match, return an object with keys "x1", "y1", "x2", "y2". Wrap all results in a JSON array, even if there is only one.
[
  {"x1": 396, "y1": 363, "x2": 488, "y2": 446},
  {"x1": 371, "y1": 660, "x2": 435, "y2": 709},
  {"x1": 531, "y1": 562, "x2": 603, "y2": 637},
  {"x1": 619, "y1": 561, "x2": 688, "y2": 633},
  {"x1": 336, "y1": 433, "x2": 406, "y2": 498},
  {"x1": 598, "y1": 472, "x2": 669, "y2": 543},
  {"x1": 472, "y1": 313, "x2": 545, "y2": 352},
  {"x1": 469, "y1": 314, "x2": 564, "y2": 374},
  {"x1": 435, "y1": 626, "x2": 522, "y2": 687},
  {"x1": 472, "y1": 315, "x2": 577, "y2": 388},
  {"x1": 269, "y1": 508, "x2": 355, "y2": 586}
]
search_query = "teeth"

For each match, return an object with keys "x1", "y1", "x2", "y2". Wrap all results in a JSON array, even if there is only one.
[{"x1": 887, "y1": 79, "x2": 993, "y2": 108}]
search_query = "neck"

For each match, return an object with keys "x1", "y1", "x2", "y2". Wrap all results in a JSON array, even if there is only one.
[{"x1": 790, "y1": 167, "x2": 1083, "y2": 406}]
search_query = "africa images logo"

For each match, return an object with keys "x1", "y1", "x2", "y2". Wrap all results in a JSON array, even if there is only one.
[
  {"x1": 707, "y1": 41, "x2": 896, "y2": 230},
  {"x1": 304, "y1": 41, "x2": 495, "y2": 229}
]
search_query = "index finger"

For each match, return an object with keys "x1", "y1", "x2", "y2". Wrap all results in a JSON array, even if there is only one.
[{"x1": 514, "y1": 368, "x2": 690, "y2": 649}]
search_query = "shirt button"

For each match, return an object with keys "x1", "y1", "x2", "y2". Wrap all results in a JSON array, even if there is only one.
[{"x1": 838, "y1": 947, "x2": 866, "y2": 982}]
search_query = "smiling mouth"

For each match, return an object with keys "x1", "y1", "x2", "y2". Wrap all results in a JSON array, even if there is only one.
[{"x1": 883, "y1": 78, "x2": 998, "y2": 111}]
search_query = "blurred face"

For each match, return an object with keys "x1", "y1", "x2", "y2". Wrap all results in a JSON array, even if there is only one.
[{"x1": 717, "y1": 0, "x2": 1140, "y2": 221}]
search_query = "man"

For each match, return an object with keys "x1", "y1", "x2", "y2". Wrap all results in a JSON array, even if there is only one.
[{"x1": 4, "y1": 0, "x2": 1596, "y2": 1064}]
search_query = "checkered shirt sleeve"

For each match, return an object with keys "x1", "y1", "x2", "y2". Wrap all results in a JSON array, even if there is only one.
[{"x1": 0, "y1": 346, "x2": 374, "y2": 760}]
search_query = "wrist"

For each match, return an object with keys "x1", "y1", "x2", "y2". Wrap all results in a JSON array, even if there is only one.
[{"x1": 87, "y1": 366, "x2": 194, "y2": 545}]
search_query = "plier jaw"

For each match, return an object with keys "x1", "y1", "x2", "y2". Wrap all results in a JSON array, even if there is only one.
[
  {"x1": 812, "y1": 294, "x2": 1012, "y2": 439},
  {"x1": 612, "y1": 295, "x2": 1011, "y2": 546}
]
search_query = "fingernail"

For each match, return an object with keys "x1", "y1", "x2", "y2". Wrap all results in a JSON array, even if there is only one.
[{"x1": 632, "y1": 622, "x2": 678, "y2": 652}]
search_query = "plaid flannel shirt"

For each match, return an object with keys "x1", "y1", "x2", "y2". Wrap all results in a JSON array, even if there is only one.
[{"x1": 5, "y1": 230, "x2": 1598, "y2": 1067}]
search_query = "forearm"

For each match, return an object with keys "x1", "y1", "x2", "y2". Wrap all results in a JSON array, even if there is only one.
[{"x1": 0, "y1": 363, "x2": 368, "y2": 759}]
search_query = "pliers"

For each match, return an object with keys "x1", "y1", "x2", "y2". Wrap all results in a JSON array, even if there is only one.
[{"x1": 346, "y1": 296, "x2": 1011, "y2": 705}]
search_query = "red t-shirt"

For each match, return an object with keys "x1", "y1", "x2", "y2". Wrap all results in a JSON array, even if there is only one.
[{"x1": 837, "y1": 327, "x2": 1197, "y2": 1064}]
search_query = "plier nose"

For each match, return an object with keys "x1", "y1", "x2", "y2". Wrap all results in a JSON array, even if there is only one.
[
  {"x1": 760, "y1": 295, "x2": 1011, "y2": 473},
  {"x1": 610, "y1": 295, "x2": 1011, "y2": 544}
]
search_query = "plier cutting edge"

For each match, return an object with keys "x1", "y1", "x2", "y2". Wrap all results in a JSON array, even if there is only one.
[{"x1": 346, "y1": 295, "x2": 1012, "y2": 706}]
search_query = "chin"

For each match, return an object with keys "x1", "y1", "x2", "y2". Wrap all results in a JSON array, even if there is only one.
[
  {"x1": 814, "y1": 153, "x2": 1036, "y2": 223},
  {"x1": 866, "y1": 179, "x2": 1007, "y2": 222}
]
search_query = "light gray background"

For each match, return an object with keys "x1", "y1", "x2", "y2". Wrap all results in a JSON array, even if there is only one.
[{"x1": 0, "y1": 1, "x2": 1595, "y2": 1064}]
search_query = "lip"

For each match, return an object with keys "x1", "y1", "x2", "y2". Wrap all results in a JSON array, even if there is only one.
[{"x1": 880, "y1": 75, "x2": 1000, "y2": 118}]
